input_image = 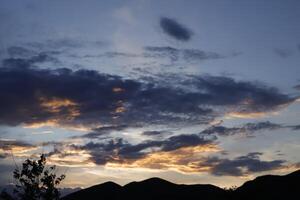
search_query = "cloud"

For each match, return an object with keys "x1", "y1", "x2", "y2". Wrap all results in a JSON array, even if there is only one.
[
  {"x1": 0, "y1": 139, "x2": 37, "y2": 159},
  {"x1": 144, "y1": 46, "x2": 224, "y2": 62},
  {"x1": 201, "y1": 152, "x2": 286, "y2": 176},
  {"x1": 290, "y1": 125, "x2": 300, "y2": 130},
  {"x1": 2, "y1": 52, "x2": 59, "y2": 69},
  {"x1": 24, "y1": 38, "x2": 106, "y2": 54},
  {"x1": 142, "y1": 130, "x2": 169, "y2": 136},
  {"x1": 182, "y1": 49, "x2": 224, "y2": 61},
  {"x1": 46, "y1": 138, "x2": 293, "y2": 175},
  {"x1": 200, "y1": 121, "x2": 283, "y2": 137},
  {"x1": 81, "y1": 46, "x2": 226, "y2": 64},
  {"x1": 107, "y1": 144, "x2": 218, "y2": 173},
  {"x1": 0, "y1": 59, "x2": 296, "y2": 129},
  {"x1": 160, "y1": 17, "x2": 193, "y2": 41},
  {"x1": 7, "y1": 46, "x2": 36, "y2": 57},
  {"x1": 273, "y1": 48, "x2": 293, "y2": 58},
  {"x1": 0, "y1": 139, "x2": 35, "y2": 151},
  {"x1": 144, "y1": 46, "x2": 180, "y2": 62},
  {"x1": 28, "y1": 38, "x2": 84, "y2": 50},
  {"x1": 294, "y1": 84, "x2": 300, "y2": 90},
  {"x1": 79, "y1": 125, "x2": 129, "y2": 139},
  {"x1": 70, "y1": 134, "x2": 216, "y2": 165}
]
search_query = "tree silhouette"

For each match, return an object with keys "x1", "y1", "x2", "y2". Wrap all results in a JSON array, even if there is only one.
[{"x1": 1, "y1": 154, "x2": 65, "y2": 200}]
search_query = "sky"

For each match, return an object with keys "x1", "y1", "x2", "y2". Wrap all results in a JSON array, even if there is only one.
[{"x1": 0, "y1": 0, "x2": 300, "y2": 188}]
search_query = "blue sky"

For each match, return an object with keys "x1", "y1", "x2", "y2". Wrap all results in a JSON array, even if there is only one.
[{"x1": 0, "y1": 0, "x2": 299, "y2": 188}]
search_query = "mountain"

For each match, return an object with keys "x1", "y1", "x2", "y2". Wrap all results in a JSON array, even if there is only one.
[
  {"x1": 62, "y1": 177, "x2": 226, "y2": 200},
  {"x1": 61, "y1": 182, "x2": 122, "y2": 200},
  {"x1": 62, "y1": 169, "x2": 300, "y2": 200},
  {"x1": 0, "y1": 185, "x2": 80, "y2": 199},
  {"x1": 234, "y1": 169, "x2": 300, "y2": 200}
]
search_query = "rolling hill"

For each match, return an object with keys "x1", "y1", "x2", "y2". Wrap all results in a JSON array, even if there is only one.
[{"x1": 62, "y1": 169, "x2": 300, "y2": 200}]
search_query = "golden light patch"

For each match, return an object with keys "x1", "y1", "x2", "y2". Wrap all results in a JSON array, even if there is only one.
[
  {"x1": 23, "y1": 119, "x2": 59, "y2": 128},
  {"x1": 22, "y1": 97, "x2": 86, "y2": 130},
  {"x1": 40, "y1": 97, "x2": 77, "y2": 112},
  {"x1": 112, "y1": 87, "x2": 125, "y2": 93},
  {"x1": 0, "y1": 144, "x2": 38, "y2": 159},
  {"x1": 23, "y1": 119, "x2": 91, "y2": 131},
  {"x1": 227, "y1": 112, "x2": 268, "y2": 119},
  {"x1": 113, "y1": 100, "x2": 126, "y2": 114},
  {"x1": 106, "y1": 144, "x2": 219, "y2": 173},
  {"x1": 39, "y1": 97, "x2": 80, "y2": 118},
  {"x1": 0, "y1": 145, "x2": 37, "y2": 154},
  {"x1": 115, "y1": 106, "x2": 126, "y2": 113},
  {"x1": 48, "y1": 149, "x2": 95, "y2": 167}
]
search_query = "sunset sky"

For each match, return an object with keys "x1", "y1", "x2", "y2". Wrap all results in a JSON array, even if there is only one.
[{"x1": 0, "y1": 0, "x2": 300, "y2": 188}]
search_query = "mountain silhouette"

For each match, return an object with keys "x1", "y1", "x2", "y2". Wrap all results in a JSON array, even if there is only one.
[
  {"x1": 62, "y1": 169, "x2": 300, "y2": 200},
  {"x1": 234, "y1": 169, "x2": 300, "y2": 200}
]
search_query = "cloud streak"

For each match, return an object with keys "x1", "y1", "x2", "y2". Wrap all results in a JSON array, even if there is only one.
[
  {"x1": 200, "y1": 121, "x2": 284, "y2": 137},
  {"x1": 144, "y1": 46, "x2": 224, "y2": 62},
  {"x1": 0, "y1": 139, "x2": 37, "y2": 159}
]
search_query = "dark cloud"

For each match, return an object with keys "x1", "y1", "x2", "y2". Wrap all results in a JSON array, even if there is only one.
[
  {"x1": 182, "y1": 49, "x2": 224, "y2": 61},
  {"x1": 142, "y1": 130, "x2": 169, "y2": 136},
  {"x1": 201, "y1": 121, "x2": 283, "y2": 137},
  {"x1": 202, "y1": 152, "x2": 286, "y2": 176},
  {"x1": 79, "y1": 125, "x2": 129, "y2": 139},
  {"x1": 290, "y1": 125, "x2": 300, "y2": 130},
  {"x1": 293, "y1": 84, "x2": 300, "y2": 90},
  {"x1": 7, "y1": 46, "x2": 35, "y2": 57},
  {"x1": 273, "y1": 48, "x2": 293, "y2": 58},
  {"x1": 182, "y1": 75, "x2": 296, "y2": 113},
  {"x1": 71, "y1": 134, "x2": 215, "y2": 165},
  {"x1": 160, "y1": 17, "x2": 193, "y2": 41},
  {"x1": 160, "y1": 134, "x2": 214, "y2": 151},
  {"x1": 82, "y1": 52, "x2": 140, "y2": 59},
  {"x1": 2, "y1": 52, "x2": 59, "y2": 69},
  {"x1": 102, "y1": 52, "x2": 139, "y2": 58},
  {"x1": 144, "y1": 46, "x2": 224, "y2": 62},
  {"x1": 0, "y1": 57, "x2": 296, "y2": 128}
]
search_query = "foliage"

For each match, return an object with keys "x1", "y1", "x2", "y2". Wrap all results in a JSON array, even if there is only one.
[{"x1": 2, "y1": 154, "x2": 65, "y2": 200}]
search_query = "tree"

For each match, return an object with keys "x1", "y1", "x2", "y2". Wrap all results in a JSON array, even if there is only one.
[{"x1": 3, "y1": 154, "x2": 65, "y2": 200}]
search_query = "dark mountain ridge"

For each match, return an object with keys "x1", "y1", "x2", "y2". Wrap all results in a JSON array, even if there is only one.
[{"x1": 62, "y1": 169, "x2": 300, "y2": 200}]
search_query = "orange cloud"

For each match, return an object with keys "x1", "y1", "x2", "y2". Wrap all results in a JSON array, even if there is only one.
[
  {"x1": 40, "y1": 97, "x2": 80, "y2": 118},
  {"x1": 0, "y1": 139, "x2": 38, "y2": 158},
  {"x1": 22, "y1": 97, "x2": 90, "y2": 130},
  {"x1": 227, "y1": 112, "x2": 269, "y2": 119},
  {"x1": 47, "y1": 149, "x2": 95, "y2": 167},
  {"x1": 106, "y1": 144, "x2": 219, "y2": 173}
]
